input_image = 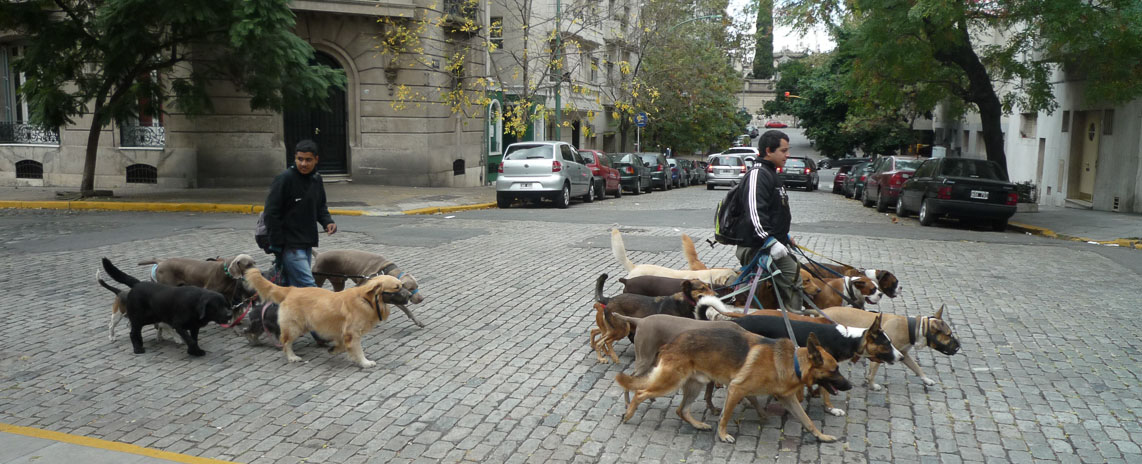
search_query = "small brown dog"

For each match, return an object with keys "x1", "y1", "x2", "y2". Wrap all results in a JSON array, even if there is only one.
[
  {"x1": 244, "y1": 267, "x2": 409, "y2": 367},
  {"x1": 616, "y1": 330, "x2": 851, "y2": 443},
  {"x1": 589, "y1": 273, "x2": 716, "y2": 363}
]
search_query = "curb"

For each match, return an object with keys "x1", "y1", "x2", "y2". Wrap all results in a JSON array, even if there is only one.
[
  {"x1": 1009, "y1": 221, "x2": 1142, "y2": 250},
  {"x1": 0, "y1": 200, "x2": 497, "y2": 216}
]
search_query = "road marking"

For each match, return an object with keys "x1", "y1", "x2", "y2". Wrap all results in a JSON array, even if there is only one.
[{"x1": 0, "y1": 423, "x2": 237, "y2": 464}]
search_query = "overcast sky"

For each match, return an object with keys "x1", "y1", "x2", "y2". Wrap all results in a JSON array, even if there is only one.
[{"x1": 728, "y1": 0, "x2": 836, "y2": 53}]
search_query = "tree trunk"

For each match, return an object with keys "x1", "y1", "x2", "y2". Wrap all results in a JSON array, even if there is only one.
[
  {"x1": 80, "y1": 111, "x2": 104, "y2": 195},
  {"x1": 926, "y1": 20, "x2": 1008, "y2": 172},
  {"x1": 619, "y1": 120, "x2": 629, "y2": 152}
]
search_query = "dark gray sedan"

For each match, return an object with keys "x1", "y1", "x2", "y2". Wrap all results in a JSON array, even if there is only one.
[
  {"x1": 896, "y1": 157, "x2": 1017, "y2": 231},
  {"x1": 609, "y1": 153, "x2": 653, "y2": 195}
]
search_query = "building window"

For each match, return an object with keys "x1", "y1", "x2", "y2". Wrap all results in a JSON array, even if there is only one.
[
  {"x1": 1, "y1": 45, "x2": 60, "y2": 145},
  {"x1": 1019, "y1": 113, "x2": 1036, "y2": 138},
  {"x1": 119, "y1": 71, "x2": 166, "y2": 148},
  {"x1": 126, "y1": 164, "x2": 157, "y2": 184},
  {"x1": 15, "y1": 159, "x2": 43, "y2": 179},
  {"x1": 1103, "y1": 109, "x2": 1113, "y2": 135},
  {"x1": 590, "y1": 58, "x2": 599, "y2": 83},
  {"x1": 490, "y1": 17, "x2": 503, "y2": 48},
  {"x1": 1061, "y1": 110, "x2": 1070, "y2": 132}
]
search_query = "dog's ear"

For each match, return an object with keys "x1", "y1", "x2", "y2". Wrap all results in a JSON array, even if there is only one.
[
  {"x1": 680, "y1": 279, "x2": 694, "y2": 294},
  {"x1": 806, "y1": 333, "x2": 824, "y2": 366},
  {"x1": 867, "y1": 314, "x2": 883, "y2": 337},
  {"x1": 934, "y1": 304, "x2": 945, "y2": 320}
]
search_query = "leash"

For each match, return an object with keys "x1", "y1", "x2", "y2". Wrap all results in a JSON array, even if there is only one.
[
  {"x1": 220, "y1": 296, "x2": 258, "y2": 328},
  {"x1": 794, "y1": 244, "x2": 859, "y2": 270}
]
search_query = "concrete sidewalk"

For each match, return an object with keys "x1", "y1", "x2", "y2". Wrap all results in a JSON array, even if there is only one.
[
  {"x1": 0, "y1": 182, "x2": 498, "y2": 216},
  {"x1": 1009, "y1": 204, "x2": 1141, "y2": 249},
  {"x1": 0, "y1": 423, "x2": 235, "y2": 464}
]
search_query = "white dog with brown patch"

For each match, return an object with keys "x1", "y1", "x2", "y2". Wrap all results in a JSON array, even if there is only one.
[{"x1": 611, "y1": 229, "x2": 738, "y2": 286}]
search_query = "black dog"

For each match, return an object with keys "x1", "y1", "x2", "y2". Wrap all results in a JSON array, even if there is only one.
[{"x1": 101, "y1": 258, "x2": 232, "y2": 356}]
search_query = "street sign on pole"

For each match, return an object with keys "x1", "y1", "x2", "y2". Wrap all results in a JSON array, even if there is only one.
[{"x1": 635, "y1": 112, "x2": 648, "y2": 128}]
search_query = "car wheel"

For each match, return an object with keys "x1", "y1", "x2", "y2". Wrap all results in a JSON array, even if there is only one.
[
  {"x1": 584, "y1": 181, "x2": 596, "y2": 203},
  {"x1": 918, "y1": 199, "x2": 935, "y2": 226},
  {"x1": 862, "y1": 188, "x2": 874, "y2": 207},
  {"x1": 632, "y1": 181, "x2": 642, "y2": 195},
  {"x1": 876, "y1": 193, "x2": 888, "y2": 212},
  {"x1": 557, "y1": 184, "x2": 571, "y2": 209},
  {"x1": 496, "y1": 192, "x2": 512, "y2": 209},
  {"x1": 895, "y1": 197, "x2": 908, "y2": 217},
  {"x1": 613, "y1": 183, "x2": 622, "y2": 198},
  {"x1": 991, "y1": 219, "x2": 1007, "y2": 232}
]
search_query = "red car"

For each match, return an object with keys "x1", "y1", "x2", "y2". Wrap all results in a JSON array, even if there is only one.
[
  {"x1": 764, "y1": 120, "x2": 788, "y2": 128},
  {"x1": 579, "y1": 149, "x2": 622, "y2": 199},
  {"x1": 862, "y1": 155, "x2": 925, "y2": 212}
]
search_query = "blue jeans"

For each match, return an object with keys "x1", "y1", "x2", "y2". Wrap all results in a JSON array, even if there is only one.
[{"x1": 281, "y1": 248, "x2": 316, "y2": 288}]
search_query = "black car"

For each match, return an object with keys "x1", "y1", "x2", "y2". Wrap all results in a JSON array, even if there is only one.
[
  {"x1": 777, "y1": 156, "x2": 819, "y2": 191},
  {"x1": 638, "y1": 152, "x2": 671, "y2": 191},
  {"x1": 896, "y1": 157, "x2": 1017, "y2": 231},
  {"x1": 843, "y1": 162, "x2": 874, "y2": 198},
  {"x1": 610, "y1": 153, "x2": 653, "y2": 195}
]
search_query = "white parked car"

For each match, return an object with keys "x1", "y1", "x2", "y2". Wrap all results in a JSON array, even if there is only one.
[
  {"x1": 496, "y1": 141, "x2": 595, "y2": 208},
  {"x1": 718, "y1": 146, "x2": 760, "y2": 166}
]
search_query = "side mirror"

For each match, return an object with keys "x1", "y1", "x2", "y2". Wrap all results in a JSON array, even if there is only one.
[{"x1": 644, "y1": 162, "x2": 650, "y2": 167}]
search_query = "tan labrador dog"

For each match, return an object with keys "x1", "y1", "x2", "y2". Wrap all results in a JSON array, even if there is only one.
[
  {"x1": 244, "y1": 268, "x2": 409, "y2": 368},
  {"x1": 611, "y1": 229, "x2": 738, "y2": 286}
]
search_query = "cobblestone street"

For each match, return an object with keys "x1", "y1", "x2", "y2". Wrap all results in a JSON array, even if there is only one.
[{"x1": 1, "y1": 187, "x2": 1140, "y2": 463}]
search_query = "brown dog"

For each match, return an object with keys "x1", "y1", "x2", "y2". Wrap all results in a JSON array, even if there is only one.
[
  {"x1": 802, "y1": 261, "x2": 901, "y2": 299},
  {"x1": 617, "y1": 330, "x2": 850, "y2": 443},
  {"x1": 822, "y1": 305, "x2": 961, "y2": 390},
  {"x1": 244, "y1": 267, "x2": 409, "y2": 367},
  {"x1": 310, "y1": 249, "x2": 426, "y2": 327},
  {"x1": 589, "y1": 273, "x2": 716, "y2": 363}
]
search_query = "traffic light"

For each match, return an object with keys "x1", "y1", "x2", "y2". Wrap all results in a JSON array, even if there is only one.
[{"x1": 784, "y1": 91, "x2": 790, "y2": 98}]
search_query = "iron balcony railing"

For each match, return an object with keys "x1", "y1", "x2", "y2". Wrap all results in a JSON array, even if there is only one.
[
  {"x1": 0, "y1": 122, "x2": 61, "y2": 145},
  {"x1": 120, "y1": 124, "x2": 166, "y2": 148}
]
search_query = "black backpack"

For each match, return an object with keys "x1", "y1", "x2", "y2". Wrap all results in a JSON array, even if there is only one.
[{"x1": 714, "y1": 169, "x2": 761, "y2": 247}]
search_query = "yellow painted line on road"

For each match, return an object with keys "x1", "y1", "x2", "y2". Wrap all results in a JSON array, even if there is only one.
[
  {"x1": 0, "y1": 423, "x2": 238, "y2": 464},
  {"x1": 1008, "y1": 222, "x2": 1059, "y2": 238},
  {"x1": 403, "y1": 202, "x2": 497, "y2": 215}
]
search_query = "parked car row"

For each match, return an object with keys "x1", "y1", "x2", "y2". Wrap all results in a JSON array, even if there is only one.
[
  {"x1": 495, "y1": 142, "x2": 709, "y2": 208},
  {"x1": 827, "y1": 154, "x2": 1017, "y2": 230}
]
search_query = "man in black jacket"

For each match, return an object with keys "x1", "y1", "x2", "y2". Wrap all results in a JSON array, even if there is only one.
[
  {"x1": 735, "y1": 130, "x2": 803, "y2": 311},
  {"x1": 263, "y1": 139, "x2": 336, "y2": 287}
]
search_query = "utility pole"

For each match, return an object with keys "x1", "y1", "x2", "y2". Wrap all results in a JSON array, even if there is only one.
[{"x1": 554, "y1": 0, "x2": 562, "y2": 141}]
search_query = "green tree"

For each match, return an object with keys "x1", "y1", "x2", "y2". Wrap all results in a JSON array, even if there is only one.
[
  {"x1": 751, "y1": 0, "x2": 774, "y2": 79},
  {"x1": 0, "y1": 0, "x2": 345, "y2": 195},
  {"x1": 786, "y1": 0, "x2": 1142, "y2": 171}
]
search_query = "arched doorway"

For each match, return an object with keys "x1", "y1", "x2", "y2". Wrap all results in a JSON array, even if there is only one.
[{"x1": 283, "y1": 52, "x2": 348, "y2": 174}]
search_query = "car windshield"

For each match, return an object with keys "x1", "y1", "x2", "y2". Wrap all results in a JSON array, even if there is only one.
[
  {"x1": 711, "y1": 156, "x2": 744, "y2": 167},
  {"x1": 504, "y1": 145, "x2": 553, "y2": 160},
  {"x1": 724, "y1": 148, "x2": 755, "y2": 155},
  {"x1": 639, "y1": 154, "x2": 660, "y2": 165},
  {"x1": 896, "y1": 159, "x2": 924, "y2": 170},
  {"x1": 785, "y1": 159, "x2": 807, "y2": 169},
  {"x1": 940, "y1": 159, "x2": 1007, "y2": 180}
]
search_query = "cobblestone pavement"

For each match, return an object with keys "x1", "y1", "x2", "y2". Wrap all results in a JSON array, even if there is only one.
[{"x1": 1, "y1": 187, "x2": 1140, "y2": 464}]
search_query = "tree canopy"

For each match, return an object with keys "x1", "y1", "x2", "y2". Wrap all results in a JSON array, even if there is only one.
[{"x1": 0, "y1": 0, "x2": 345, "y2": 194}]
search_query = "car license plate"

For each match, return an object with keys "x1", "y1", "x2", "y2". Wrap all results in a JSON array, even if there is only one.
[
  {"x1": 518, "y1": 183, "x2": 534, "y2": 189},
  {"x1": 970, "y1": 190, "x2": 989, "y2": 200}
]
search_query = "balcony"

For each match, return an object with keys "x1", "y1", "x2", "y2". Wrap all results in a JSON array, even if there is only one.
[
  {"x1": 442, "y1": 0, "x2": 478, "y2": 30},
  {"x1": 0, "y1": 122, "x2": 61, "y2": 145},
  {"x1": 119, "y1": 124, "x2": 166, "y2": 148}
]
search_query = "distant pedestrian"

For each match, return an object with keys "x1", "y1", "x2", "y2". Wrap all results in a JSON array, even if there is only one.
[
  {"x1": 665, "y1": 147, "x2": 673, "y2": 157},
  {"x1": 262, "y1": 139, "x2": 336, "y2": 287}
]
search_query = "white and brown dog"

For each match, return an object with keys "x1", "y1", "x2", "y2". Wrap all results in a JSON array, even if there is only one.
[{"x1": 611, "y1": 229, "x2": 738, "y2": 287}]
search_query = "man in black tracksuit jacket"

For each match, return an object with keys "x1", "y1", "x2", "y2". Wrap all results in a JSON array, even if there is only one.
[
  {"x1": 264, "y1": 139, "x2": 336, "y2": 287},
  {"x1": 735, "y1": 130, "x2": 802, "y2": 311}
]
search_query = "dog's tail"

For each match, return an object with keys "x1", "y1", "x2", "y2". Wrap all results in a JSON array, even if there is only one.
[
  {"x1": 243, "y1": 267, "x2": 290, "y2": 304},
  {"x1": 609, "y1": 313, "x2": 642, "y2": 328},
  {"x1": 681, "y1": 234, "x2": 709, "y2": 271},
  {"x1": 615, "y1": 371, "x2": 651, "y2": 392},
  {"x1": 136, "y1": 259, "x2": 159, "y2": 266},
  {"x1": 95, "y1": 270, "x2": 125, "y2": 295},
  {"x1": 610, "y1": 229, "x2": 635, "y2": 272},
  {"x1": 595, "y1": 273, "x2": 610, "y2": 305},
  {"x1": 102, "y1": 258, "x2": 141, "y2": 288},
  {"x1": 694, "y1": 295, "x2": 739, "y2": 320}
]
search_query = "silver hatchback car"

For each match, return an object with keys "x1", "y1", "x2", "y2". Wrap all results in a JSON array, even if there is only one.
[
  {"x1": 496, "y1": 141, "x2": 595, "y2": 208},
  {"x1": 706, "y1": 154, "x2": 749, "y2": 190}
]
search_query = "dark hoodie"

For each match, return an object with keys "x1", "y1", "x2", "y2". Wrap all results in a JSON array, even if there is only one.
[
  {"x1": 744, "y1": 159, "x2": 792, "y2": 245},
  {"x1": 263, "y1": 167, "x2": 333, "y2": 249}
]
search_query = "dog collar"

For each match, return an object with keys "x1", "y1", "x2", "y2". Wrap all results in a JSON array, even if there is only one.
[
  {"x1": 907, "y1": 316, "x2": 919, "y2": 346},
  {"x1": 793, "y1": 354, "x2": 802, "y2": 379}
]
